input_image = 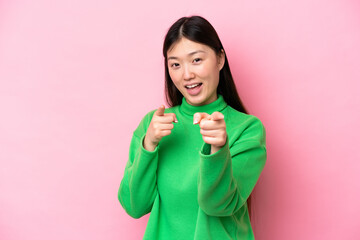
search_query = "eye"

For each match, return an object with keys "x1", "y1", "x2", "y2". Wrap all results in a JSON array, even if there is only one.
[
  {"x1": 193, "y1": 58, "x2": 202, "y2": 63},
  {"x1": 170, "y1": 63, "x2": 180, "y2": 68}
]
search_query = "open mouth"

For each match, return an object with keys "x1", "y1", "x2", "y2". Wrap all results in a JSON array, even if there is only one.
[{"x1": 185, "y1": 83, "x2": 202, "y2": 89}]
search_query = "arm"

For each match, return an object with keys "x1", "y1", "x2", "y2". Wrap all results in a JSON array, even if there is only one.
[
  {"x1": 197, "y1": 117, "x2": 266, "y2": 216},
  {"x1": 118, "y1": 112, "x2": 159, "y2": 219},
  {"x1": 118, "y1": 107, "x2": 177, "y2": 219}
]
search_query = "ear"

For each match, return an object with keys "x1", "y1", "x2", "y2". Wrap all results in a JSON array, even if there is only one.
[{"x1": 217, "y1": 49, "x2": 225, "y2": 71}]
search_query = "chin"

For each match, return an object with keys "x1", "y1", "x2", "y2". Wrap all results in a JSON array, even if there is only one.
[{"x1": 186, "y1": 96, "x2": 207, "y2": 106}]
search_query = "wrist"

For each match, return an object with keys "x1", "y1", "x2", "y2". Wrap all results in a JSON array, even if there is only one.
[
  {"x1": 210, "y1": 135, "x2": 227, "y2": 154},
  {"x1": 143, "y1": 135, "x2": 158, "y2": 152},
  {"x1": 210, "y1": 145, "x2": 222, "y2": 154}
]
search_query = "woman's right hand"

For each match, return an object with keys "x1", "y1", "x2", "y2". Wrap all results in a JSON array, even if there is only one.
[{"x1": 143, "y1": 105, "x2": 177, "y2": 151}]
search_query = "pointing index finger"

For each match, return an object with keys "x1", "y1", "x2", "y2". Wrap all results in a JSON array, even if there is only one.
[
  {"x1": 155, "y1": 105, "x2": 165, "y2": 116},
  {"x1": 210, "y1": 112, "x2": 224, "y2": 121},
  {"x1": 193, "y1": 112, "x2": 210, "y2": 124}
]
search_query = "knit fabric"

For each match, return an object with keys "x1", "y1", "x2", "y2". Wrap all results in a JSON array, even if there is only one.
[{"x1": 119, "y1": 95, "x2": 266, "y2": 239}]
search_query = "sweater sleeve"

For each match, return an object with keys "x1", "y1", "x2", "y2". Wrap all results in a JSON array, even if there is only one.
[
  {"x1": 118, "y1": 111, "x2": 159, "y2": 219},
  {"x1": 197, "y1": 116, "x2": 266, "y2": 217}
]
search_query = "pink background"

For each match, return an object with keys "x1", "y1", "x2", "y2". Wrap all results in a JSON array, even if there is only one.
[{"x1": 1, "y1": 0, "x2": 359, "y2": 239}]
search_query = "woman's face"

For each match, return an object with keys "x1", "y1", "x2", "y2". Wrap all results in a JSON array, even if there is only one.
[{"x1": 167, "y1": 38, "x2": 225, "y2": 106}]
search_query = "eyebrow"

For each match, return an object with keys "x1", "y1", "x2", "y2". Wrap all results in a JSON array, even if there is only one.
[{"x1": 167, "y1": 50, "x2": 206, "y2": 60}]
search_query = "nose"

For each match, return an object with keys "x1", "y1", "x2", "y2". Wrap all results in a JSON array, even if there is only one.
[{"x1": 183, "y1": 64, "x2": 195, "y2": 80}]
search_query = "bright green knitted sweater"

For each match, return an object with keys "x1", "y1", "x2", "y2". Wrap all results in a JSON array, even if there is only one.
[{"x1": 118, "y1": 95, "x2": 266, "y2": 239}]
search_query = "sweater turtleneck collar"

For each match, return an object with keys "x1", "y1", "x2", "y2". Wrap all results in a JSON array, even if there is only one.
[{"x1": 179, "y1": 95, "x2": 228, "y2": 116}]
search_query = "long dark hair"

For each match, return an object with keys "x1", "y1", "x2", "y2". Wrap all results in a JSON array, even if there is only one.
[
  {"x1": 162, "y1": 16, "x2": 247, "y2": 114},
  {"x1": 162, "y1": 15, "x2": 253, "y2": 217}
]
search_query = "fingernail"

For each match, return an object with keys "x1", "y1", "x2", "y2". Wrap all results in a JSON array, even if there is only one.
[
  {"x1": 193, "y1": 118, "x2": 198, "y2": 124},
  {"x1": 174, "y1": 118, "x2": 178, "y2": 123}
]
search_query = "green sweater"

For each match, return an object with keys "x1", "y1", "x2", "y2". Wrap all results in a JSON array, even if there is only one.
[{"x1": 118, "y1": 95, "x2": 266, "y2": 240}]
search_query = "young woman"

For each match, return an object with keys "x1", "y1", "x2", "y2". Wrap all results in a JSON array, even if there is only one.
[{"x1": 118, "y1": 16, "x2": 266, "y2": 240}]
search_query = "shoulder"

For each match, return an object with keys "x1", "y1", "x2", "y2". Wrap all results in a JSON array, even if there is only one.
[
  {"x1": 225, "y1": 106, "x2": 265, "y2": 129},
  {"x1": 164, "y1": 105, "x2": 180, "y2": 114},
  {"x1": 133, "y1": 109, "x2": 156, "y2": 137},
  {"x1": 224, "y1": 106, "x2": 266, "y2": 144}
]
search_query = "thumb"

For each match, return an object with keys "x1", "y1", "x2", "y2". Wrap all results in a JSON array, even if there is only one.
[
  {"x1": 155, "y1": 105, "x2": 165, "y2": 116},
  {"x1": 210, "y1": 112, "x2": 224, "y2": 121}
]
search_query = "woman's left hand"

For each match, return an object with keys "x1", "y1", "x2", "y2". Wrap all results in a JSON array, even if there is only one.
[{"x1": 194, "y1": 112, "x2": 227, "y2": 154}]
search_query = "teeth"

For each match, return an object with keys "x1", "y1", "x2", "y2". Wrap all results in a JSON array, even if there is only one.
[{"x1": 186, "y1": 83, "x2": 200, "y2": 89}]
